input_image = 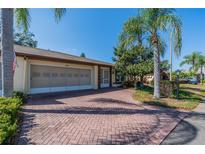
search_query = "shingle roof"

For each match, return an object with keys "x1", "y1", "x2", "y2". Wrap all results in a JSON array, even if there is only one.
[{"x1": 14, "y1": 45, "x2": 114, "y2": 66}]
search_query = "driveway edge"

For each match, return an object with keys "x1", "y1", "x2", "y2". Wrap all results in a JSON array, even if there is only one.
[{"x1": 146, "y1": 112, "x2": 189, "y2": 145}]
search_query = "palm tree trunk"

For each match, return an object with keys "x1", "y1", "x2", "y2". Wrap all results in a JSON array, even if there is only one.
[
  {"x1": 169, "y1": 30, "x2": 173, "y2": 81},
  {"x1": 1, "y1": 8, "x2": 14, "y2": 97},
  {"x1": 153, "y1": 46, "x2": 161, "y2": 98}
]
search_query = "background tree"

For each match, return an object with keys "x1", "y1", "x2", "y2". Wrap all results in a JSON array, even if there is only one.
[
  {"x1": 160, "y1": 60, "x2": 170, "y2": 72},
  {"x1": 0, "y1": 8, "x2": 66, "y2": 97},
  {"x1": 180, "y1": 51, "x2": 201, "y2": 71},
  {"x1": 113, "y1": 15, "x2": 152, "y2": 81},
  {"x1": 140, "y1": 8, "x2": 182, "y2": 98},
  {"x1": 114, "y1": 11, "x2": 172, "y2": 86},
  {"x1": 114, "y1": 40, "x2": 154, "y2": 82},
  {"x1": 14, "y1": 32, "x2": 38, "y2": 48},
  {"x1": 172, "y1": 71, "x2": 196, "y2": 80},
  {"x1": 80, "y1": 52, "x2": 86, "y2": 58},
  {"x1": 127, "y1": 59, "x2": 154, "y2": 82}
]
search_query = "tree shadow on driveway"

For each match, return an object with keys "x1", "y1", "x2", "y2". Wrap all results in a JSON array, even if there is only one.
[
  {"x1": 22, "y1": 106, "x2": 182, "y2": 117},
  {"x1": 88, "y1": 97, "x2": 143, "y2": 107}
]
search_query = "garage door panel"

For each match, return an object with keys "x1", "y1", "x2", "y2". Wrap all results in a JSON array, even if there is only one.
[
  {"x1": 30, "y1": 65, "x2": 92, "y2": 92},
  {"x1": 50, "y1": 67, "x2": 67, "y2": 87},
  {"x1": 31, "y1": 65, "x2": 51, "y2": 88},
  {"x1": 68, "y1": 68, "x2": 80, "y2": 86},
  {"x1": 66, "y1": 71, "x2": 73, "y2": 86},
  {"x1": 79, "y1": 69, "x2": 91, "y2": 85}
]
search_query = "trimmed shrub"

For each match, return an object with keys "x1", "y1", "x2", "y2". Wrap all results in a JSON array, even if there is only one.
[
  {"x1": 135, "y1": 81, "x2": 144, "y2": 89},
  {"x1": 0, "y1": 113, "x2": 17, "y2": 144},
  {"x1": 160, "y1": 80, "x2": 177, "y2": 97},
  {"x1": 0, "y1": 97, "x2": 22, "y2": 144},
  {"x1": 12, "y1": 91, "x2": 27, "y2": 103}
]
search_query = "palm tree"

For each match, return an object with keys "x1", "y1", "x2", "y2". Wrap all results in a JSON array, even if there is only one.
[
  {"x1": 0, "y1": 8, "x2": 66, "y2": 97},
  {"x1": 119, "y1": 16, "x2": 145, "y2": 48},
  {"x1": 180, "y1": 51, "x2": 201, "y2": 71},
  {"x1": 195, "y1": 54, "x2": 205, "y2": 84},
  {"x1": 140, "y1": 9, "x2": 182, "y2": 98}
]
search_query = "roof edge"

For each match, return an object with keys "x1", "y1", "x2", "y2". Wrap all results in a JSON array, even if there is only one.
[{"x1": 14, "y1": 45, "x2": 114, "y2": 67}]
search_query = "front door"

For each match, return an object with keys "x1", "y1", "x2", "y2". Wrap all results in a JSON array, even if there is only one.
[{"x1": 100, "y1": 68, "x2": 110, "y2": 88}]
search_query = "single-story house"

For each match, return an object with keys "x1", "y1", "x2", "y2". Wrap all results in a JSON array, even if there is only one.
[{"x1": 0, "y1": 45, "x2": 116, "y2": 94}]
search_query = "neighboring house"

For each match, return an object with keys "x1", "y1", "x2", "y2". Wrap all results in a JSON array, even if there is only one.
[
  {"x1": 0, "y1": 45, "x2": 115, "y2": 95},
  {"x1": 143, "y1": 71, "x2": 169, "y2": 84}
]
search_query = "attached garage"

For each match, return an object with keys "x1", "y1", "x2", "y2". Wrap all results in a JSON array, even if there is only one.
[
  {"x1": 30, "y1": 64, "x2": 93, "y2": 94},
  {"x1": 0, "y1": 45, "x2": 115, "y2": 95}
]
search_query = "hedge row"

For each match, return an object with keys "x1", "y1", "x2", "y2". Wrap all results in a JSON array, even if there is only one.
[{"x1": 0, "y1": 97, "x2": 23, "y2": 144}]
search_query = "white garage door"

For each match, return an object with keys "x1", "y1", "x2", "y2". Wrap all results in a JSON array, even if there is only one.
[{"x1": 30, "y1": 65, "x2": 92, "y2": 94}]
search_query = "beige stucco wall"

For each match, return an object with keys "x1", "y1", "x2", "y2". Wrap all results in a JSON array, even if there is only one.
[
  {"x1": 13, "y1": 57, "x2": 27, "y2": 92},
  {"x1": 0, "y1": 56, "x2": 28, "y2": 93}
]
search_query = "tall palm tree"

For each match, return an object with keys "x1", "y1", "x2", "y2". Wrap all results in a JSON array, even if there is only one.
[
  {"x1": 0, "y1": 8, "x2": 66, "y2": 97},
  {"x1": 140, "y1": 9, "x2": 182, "y2": 98},
  {"x1": 180, "y1": 51, "x2": 201, "y2": 71}
]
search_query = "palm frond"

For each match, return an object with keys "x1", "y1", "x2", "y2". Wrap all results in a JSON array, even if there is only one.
[
  {"x1": 119, "y1": 16, "x2": 145, "y2": 49},
  {"x1": 15, "y1": 8, "x2": 30, "y2": 32},
  {"x1": 180, "y1": 59, "x2": 190, "y2": 66},
  {"x1": 157, "y1": 14, "x2": 182, "y2": 57},
  {"x1": 53, "y1": 8, "x2": 67, "y2": 23},
  {"x1": 195, "y1": 55, "x2": 205, "y2": 71},
  {"x1": 140, "y1": 8, "x2": 182, "y2": 58},
  {"x1": 157, "y1": 37, "x2": 167, "y2": 57}
]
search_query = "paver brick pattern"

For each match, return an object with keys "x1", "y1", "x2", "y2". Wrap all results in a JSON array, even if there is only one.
[{"x1": 17, "y1": 88, "x2": 187, "y2": 145}]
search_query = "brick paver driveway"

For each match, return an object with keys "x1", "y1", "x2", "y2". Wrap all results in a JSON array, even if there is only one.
[{"x1": 17, "y1": 88, "x2": 187, "y2": 145}]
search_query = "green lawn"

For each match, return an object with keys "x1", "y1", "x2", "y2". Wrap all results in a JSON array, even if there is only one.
[{"x1": 133, "y1": 83, "x2": 204, "y2": 110}]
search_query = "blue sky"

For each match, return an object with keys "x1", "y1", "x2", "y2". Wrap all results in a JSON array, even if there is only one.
[{"x1": 21, "y1": 8, "x2": 205, "y2": 71}]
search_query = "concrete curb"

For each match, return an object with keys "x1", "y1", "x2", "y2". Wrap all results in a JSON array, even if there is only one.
[{"x1": 146, "y1": 112, "x2": 189, "y2": 145}]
